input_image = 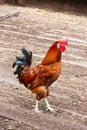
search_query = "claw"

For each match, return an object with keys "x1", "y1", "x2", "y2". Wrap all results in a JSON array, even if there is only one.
[{"x1": 46, "y1": 106, "x2": 54, "y2": 112}]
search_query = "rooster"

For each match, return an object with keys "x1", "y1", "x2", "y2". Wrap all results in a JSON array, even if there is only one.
[{"x1": 12, "y1": 37, "x2": 68, "y2": 112}]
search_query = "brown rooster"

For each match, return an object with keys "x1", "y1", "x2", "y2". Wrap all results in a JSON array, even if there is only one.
[{"x1": 12, "y1": 37, "x2": 68, "y2": 112}]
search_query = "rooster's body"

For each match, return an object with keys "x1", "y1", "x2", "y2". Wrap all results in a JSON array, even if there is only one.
[{"x1": 12, "y1": 37, "x2": 68, "y2": 112}]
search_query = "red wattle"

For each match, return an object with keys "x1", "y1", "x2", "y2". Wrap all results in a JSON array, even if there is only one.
[{"x1": 59, "y1": 44, "x2": 66, "y2": 52}]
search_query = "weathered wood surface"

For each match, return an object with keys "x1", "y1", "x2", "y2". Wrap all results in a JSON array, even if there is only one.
[
  {"x1": 0, "y1": 8, "x2": 19, "y2": 20},
  {"x1": 0, "y1": 5, "x2": 87, "y2": 130},
  {"x1": 0, "y1": 101, "x2": 87, "y2": 130}
]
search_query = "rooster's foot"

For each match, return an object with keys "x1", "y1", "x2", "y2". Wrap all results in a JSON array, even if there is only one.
[
  {"x1": 44, "y1": 98, "x2": 54, "y2": 112},
  {"x1": 46, "y1": 106, "x2": 54, "y2": 112},
  {"x1": 34, "y1": 108, "x2": 40, "y2": 113}
]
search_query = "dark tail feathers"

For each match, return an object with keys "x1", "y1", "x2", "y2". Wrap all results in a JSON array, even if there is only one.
[
  {"x1": 22, "y1": 48, "x2": 32, "y2": 66},
  {"x1": 12, "y1": 48, "x2": 32, "y2": 75}
]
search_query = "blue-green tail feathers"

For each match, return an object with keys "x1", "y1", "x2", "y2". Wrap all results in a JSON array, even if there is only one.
[{"x1": 12, "y1": 48, "x2": 32, "y2": 75}]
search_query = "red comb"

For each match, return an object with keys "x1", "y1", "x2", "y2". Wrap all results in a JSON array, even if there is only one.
[{"x1": 61, "y1": 37, "x2": 68, "y2": 45}]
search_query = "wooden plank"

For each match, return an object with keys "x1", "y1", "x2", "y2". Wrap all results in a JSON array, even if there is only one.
[
  {"x1": 0, "y1": 101, "x2": 87, "y2": 130},
  {"x1": 0, "y1": 9, "x2": 19, "y2": 20}
]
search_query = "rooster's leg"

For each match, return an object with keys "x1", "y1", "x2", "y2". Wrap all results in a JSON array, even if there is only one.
[
  {"x1": 34, "y1": 99, "x2": 39, "y2": 112},
  {"x1": 44, "y1": 98, "x2": 54, "y2": 111}
]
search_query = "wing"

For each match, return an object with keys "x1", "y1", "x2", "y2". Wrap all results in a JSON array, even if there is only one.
[
  {"x1": 19, "y1": 62, "x2": 61, "y2": 89},
  {"x1": 28, "y1": 63, "x2": 61, "y2": 90}
]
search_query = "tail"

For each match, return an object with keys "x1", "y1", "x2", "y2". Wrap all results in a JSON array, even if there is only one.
[
  {"x1": 12, "y1": 48, "x2": 32, "y2": 75},
  {"x1": 22, "y1": 48, "x2": 32, "y2": 66},
  {"x1": 12, "y1": 61, "x2": 24, "y2": 68},
  {"x1": 12, "y1": 60, "x2": 24, "y2": 75}
]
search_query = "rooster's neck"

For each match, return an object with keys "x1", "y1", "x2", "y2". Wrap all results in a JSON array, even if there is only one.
[{"x1": 41, "y1": 42, "x2": 61, "y2": 65}]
